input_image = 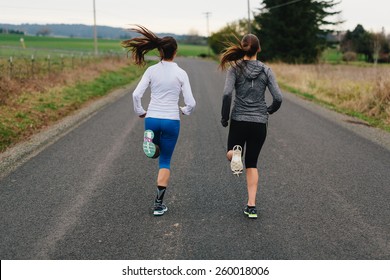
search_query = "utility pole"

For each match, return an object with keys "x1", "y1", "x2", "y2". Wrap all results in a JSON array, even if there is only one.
[
  {"x1": 203, "y1": 12, "x2": 211, "y2": 56},
  {"x1": 247, "y1": 0, "x2": 251, "y2": 34},
  {"x1": 93, "y1": 0, "x2": 98, "y2": 56}
]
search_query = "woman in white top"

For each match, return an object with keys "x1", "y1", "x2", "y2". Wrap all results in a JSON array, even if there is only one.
[{"x1": 122, "y1": 25, "x2": 196, "y2": 216}]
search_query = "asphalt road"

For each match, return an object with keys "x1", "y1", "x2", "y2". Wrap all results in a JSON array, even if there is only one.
[{"x1": 0, "y1": 58, "x2": 389, "y2": 260}]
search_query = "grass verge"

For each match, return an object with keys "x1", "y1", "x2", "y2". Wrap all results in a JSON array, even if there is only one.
[
  {"x1": 278, "y1": 81, "x2": 389, "y2": 132},
  {"x1": 0, "y1": 62, "x2": 147, "y2": 152},
  {"x1": 271, "y1": 63, "x2": 390, "y2": 133}
]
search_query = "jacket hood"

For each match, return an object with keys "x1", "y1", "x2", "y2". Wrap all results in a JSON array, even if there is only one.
[{"x1": 239, "y1": 60, "x2": 264, "y2": 80}]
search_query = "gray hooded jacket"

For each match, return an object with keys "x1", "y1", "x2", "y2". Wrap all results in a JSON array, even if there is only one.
[{"x1": 222, "y1": 60, "x2": 282, "y2": 124}]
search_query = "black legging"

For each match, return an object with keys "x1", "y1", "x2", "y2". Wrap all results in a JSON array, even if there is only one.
[{"x1": 227, "y1": 119, "x2": 267, "y2": 168}]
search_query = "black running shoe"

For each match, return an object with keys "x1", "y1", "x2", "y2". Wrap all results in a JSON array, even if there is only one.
[
  {"x1": 244, "y1": 206, "x2": 258, "y2": 219},
  {"x1": 153, "y1": 203, "x2": 168, "y2": 216}
]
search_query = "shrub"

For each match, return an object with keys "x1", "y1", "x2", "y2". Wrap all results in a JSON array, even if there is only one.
[{"x1": 342, "y1": 51, "x2": 357, "y2": 62}]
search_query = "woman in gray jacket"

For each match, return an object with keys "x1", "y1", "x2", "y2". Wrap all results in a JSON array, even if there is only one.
[{"x1": 219, "y1": 34, "x2": 282, "y2": 219}]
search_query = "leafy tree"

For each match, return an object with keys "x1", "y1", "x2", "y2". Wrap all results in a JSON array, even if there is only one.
[
  {"x1": 341, "y1": 25, "x2": 390, "y2": 63},
  {"x1": 352, "y1": 25, "x2": 372, "y2": 59},
  {"x1": 372, "y1": 32, "x2": 390, "y2": 63},
  {"x1": 253, "y1": 0, "x2": 341, "y2": 63},
  {"x1": 340, "y1": 30, "x2": 354, "y2": 53},
  {"x1": 341, "y1": 24, "x2": 378, "y2": 62},
  {"x1": 209, "y1": 19, "x2": 249, "y2": 55}
]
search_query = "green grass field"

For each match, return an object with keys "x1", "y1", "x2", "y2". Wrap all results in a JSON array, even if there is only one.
[
  {"x1": 321, "y1": 48, "x2": 343, "y2": 62},
  {"x1": 321, "y1": 47, "x2": 371, "y2": 65},
  {"x1": 0, "y1": 33, "x2": 212, "y2": 58}
]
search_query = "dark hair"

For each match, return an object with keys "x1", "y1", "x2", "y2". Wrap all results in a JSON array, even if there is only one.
[
  {"x1": 121, "y1": 25, "x2": 178, "y2": 66},
  {"x1": 219, "y1": 34, "x2": 261, "y2": 70}
]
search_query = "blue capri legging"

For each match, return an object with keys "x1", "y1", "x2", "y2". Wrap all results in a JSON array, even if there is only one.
[{"x1": 145, "y1": 117, "x2": 180, "y2": 170}]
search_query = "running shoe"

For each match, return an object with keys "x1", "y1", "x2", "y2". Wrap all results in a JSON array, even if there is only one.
[
  {"x1": 244, "y1": 205, "x2": 258, "y2": 219},
  {"x1": 153, "y1": 203, "x2": 168, "y2": 216},
  {"x1": 143, "y1": 130, "x2": 159, "y2": 158},
  {"x1": 231, "y1": 145, "x2": 243, "y2": 176}
]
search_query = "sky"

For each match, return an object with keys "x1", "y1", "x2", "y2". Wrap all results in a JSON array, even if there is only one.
[{"x1": 1, "y1": 0, "x2": 389, "y2": 36}]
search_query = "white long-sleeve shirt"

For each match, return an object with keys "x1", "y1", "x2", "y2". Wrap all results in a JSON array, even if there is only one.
[{"x1": 132, "y1": 61, "x2": 196, "y2": 120}]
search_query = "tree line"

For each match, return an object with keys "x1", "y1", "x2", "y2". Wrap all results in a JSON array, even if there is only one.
[
  {"x1": 341, "y1": 24, "x2": 389, "y2": 63},
  {"x1": 209, "y1": 0, "x2": 389, "y2": 64},
  {"x1": 0, "y1": 28, "x2": 25, "y2": 35}
]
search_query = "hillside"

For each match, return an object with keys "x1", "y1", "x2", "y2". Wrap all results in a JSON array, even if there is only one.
[{"x1": 0, "y1": 23, "x2": 181, "y2": 40}]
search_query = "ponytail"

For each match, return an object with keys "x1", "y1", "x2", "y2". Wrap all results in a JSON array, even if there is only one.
[
  {"x1": 219, "y1": 42, "x2": 246, "y2": 70},
  {"x1": 121, "y1": 25, "x2": 177, "y2": 66},
  {"x1": 219, "y1": 34, "x2": 261, "y2": 71}
]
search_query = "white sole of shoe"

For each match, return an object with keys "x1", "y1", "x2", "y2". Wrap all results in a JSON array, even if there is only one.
[
  {"x1": 153, "y1": 205, "x2": 168, "y2": 216},
  {"x1": 143, "y1": 130, "x2": 156, "y2": 158},
  {"x1": 231, "y1": 145, "x2": 243, "y2": 176}
]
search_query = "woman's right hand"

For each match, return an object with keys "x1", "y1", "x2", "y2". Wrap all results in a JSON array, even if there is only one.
[{"x1": 221, "y1": 118, "x2": 228, "y2": 127}]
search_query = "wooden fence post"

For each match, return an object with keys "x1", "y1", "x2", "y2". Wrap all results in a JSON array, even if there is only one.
[
  {"x1": 61, "y1": 54, "x2": 64, "y2": 71},
  {"x1": 8, "y1": 56, "x2": 13, "y2": 78},
  {"x1": 47, "y1": 55, "x2": 51, "y2": 73},
  {"x1": 31, "y1": 55, "x2": 35, "y2": 76}
]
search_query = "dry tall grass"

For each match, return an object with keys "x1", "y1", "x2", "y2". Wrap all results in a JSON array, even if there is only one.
[
  {"x1": 0, "y1": 57, "x2": 134, "y2": 152},
  {"x1": 270, "y1": 63, "x2": 390, "y2": 126},
  {"x1": 0, "y1": 56, "x2": 127, "y2": 105}
]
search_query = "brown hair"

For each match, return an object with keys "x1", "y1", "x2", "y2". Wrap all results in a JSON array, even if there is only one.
[
  {"x1": 121, "y1": 25, "x2": 178, "y2": 66},
  {"x1": 219, "y1": 34, "x2": 261, "y2": 70}
]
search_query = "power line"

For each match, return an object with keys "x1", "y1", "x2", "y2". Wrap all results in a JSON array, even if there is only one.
[
  {"x1": 247, "y1": 0, "x2": 251, "y2": 33},
  {"x1": 203, "y1": 12, "x2": 211, "y2": 56},
  {"x1": 93, "y1": 0, "x2": 98, "y2": 56},
  {"x1": 203, "y1": 12, "x2": 211, "y2": 36}
]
